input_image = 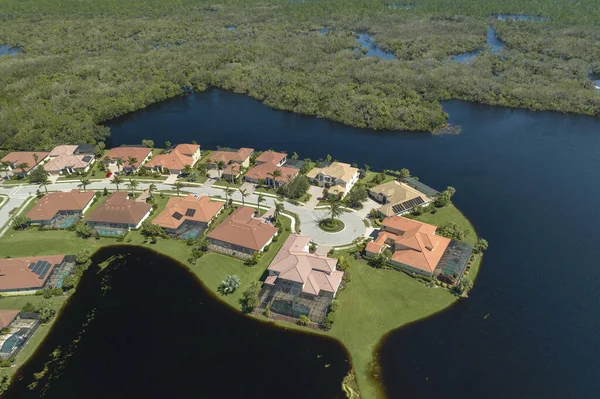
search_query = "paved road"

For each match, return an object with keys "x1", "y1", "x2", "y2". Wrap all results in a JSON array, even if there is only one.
[
  {"x1": 0, "y1": 186, "x2": 33, "y2": 237},
  {"x1": 0, "y1": 180, "x2": 369, "y2": 246}
]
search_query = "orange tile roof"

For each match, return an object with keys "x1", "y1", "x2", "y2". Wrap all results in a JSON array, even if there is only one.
[
  {"x1": 173, "y1": 144, "x2": 200, "y2": 156},
  {"x1": 209, "y1": 148, "x2": 254, "y2": 164},
  {"x1": 266, "y1": 235, "x2": 342, "y2": 295},
  {"x1": 146, "y1": 151, "x2": 193, "y2": 171},
  {"x1": 44, "y1": 154, "x2": 95, "y2": 173},
  {"x1": 368, "y1": 216, "x2": 450, "y2": 274},
  {"x1": 27, "y1": 189, "x2": 95, "y2": 221},
  {"x1": 1, "y1": 152, "x2": 50, "y2": 172},
  {"x1": 104, "y1": 147, "x2": 152, "y2": 168},
  {"x1": 0, "y1": 255, "x2": 65, "y2": 291},
  {"x1": 49, "y1": 145, "x2": 78, "y2": 157},
  {"x1": 256, "y1": 151, "x2": 287, "y2": 165},
  {"x1": 245, "y1": 163, "x2": 298, "y2": 183},
  {"x1": 0, "y1": 310, "x2": 19, "y2": 329},
  {"x1": 152, "y1": 195, "x2": 223, "y2": 229},
  {"x1": 86, "y1": 192, "x2": 152, "y2": 225},
  {"x1": 207, "y1": 206, "x2": 278, "y2": 251},
  {"x1": 222, "y1": 163, "x2": 241, "y2": 177}
]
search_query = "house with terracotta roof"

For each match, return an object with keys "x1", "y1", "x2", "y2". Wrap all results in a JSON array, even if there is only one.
[
  {"x1": 244, "y1": 163, "x2": 299, "y2": 187},
  {"x1": 103, "y1": 147, "x2": 152, "y2": 174},
  {"x1": 152, "y1": 195, "x2": 223, "y2": 239},
  {"x1": 1, "y1": 151, "x2": 50, "y2": 177},
  {"x1": 86, "y1": 191, "x2": 152, "y2": 236},
  {"x1": 306, "y1": 162, "x2": 360, "y2": 198},
  {"x1": 145, "y1": 143, "x2": 201, "y2": 175},
  {"x1": 0, "y1": 255, "x2": 66, "y2": 293},
  {"x1": 44, "y1": 154, "x2": 95, "y2": 176},
  {"x1": 206, "y1": 148, "x2": 254, "y2": 170},
  {"x1": 48, "y1": 145, "x2": 79, "y2": 158},
  {"x1": 27, "y1": 189, "x2": 95, "y2": 228},
  {"x1": 207, "y1": 206, "x2": 278, "y2": 259},
  {"x1": 366, "y1": 216, "x2": 452, "y2": 278},
  {"x1": 255, "y1": 151, "x2": 287, "y2": 166},
  {"x1": 369, "y1": 180, "x2": 432, "y2": 217}
]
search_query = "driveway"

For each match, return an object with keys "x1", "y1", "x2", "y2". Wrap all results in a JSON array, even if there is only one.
[{"x1": 305, "y1": 186, "x2": 323, "y2": 209}]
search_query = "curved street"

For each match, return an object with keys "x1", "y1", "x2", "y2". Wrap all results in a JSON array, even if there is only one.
[{"x1": 0, "y1": 178, "x2": 371, "y2": 246}]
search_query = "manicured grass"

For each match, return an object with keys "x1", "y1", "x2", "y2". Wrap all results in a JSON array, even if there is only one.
[
  {"x1": 361, "y1": 171, "x2": 396, "y2": 187},
  {"x1": 410, "y1": 204, "x2": 477, "y2": 246},
  {"x1": 212, "y1": 179, "x2": 242, "y2": 189},
  {"x1": 318, "y1": 218, "x2": 345, "y2": 232}
]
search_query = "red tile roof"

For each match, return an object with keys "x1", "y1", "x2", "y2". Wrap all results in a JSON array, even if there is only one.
[
  {"x1": 104, "y1": 147, "x2": 152, "y2": 168},
  {"x1": 173, "y1": 144, "x2": 200, "y2": 156},
  {"x1": 146, "y1": 144, "x2": 199, "y2": 171},
  {"x1": 367, "y1": 216, "x2": 451, "y2": 274},
  {"x1": 0, "y1": 255, "x2": 65, "y2": 291},
  {"x1": 245, "y1": 163, "x2": 298, "y2": 183},
  {"x1": 0, "y1": 310, "x2": 19, "y2": 329},
  {"x1": 1, "y1": 152, "x2": 50, "y2": 172},
  {"x1": 207, "y1": 206, "x2": 278, "y2": 251},
  {"x1": 86, "y1": 192, "x2": 152, "y2": 225},
  {"x1": 27, "y1": 190, "x2": 95, "y2": 222},
  {"x1": 256, "y1": 151, "x2": 287, "y2": 165},
  {"x1": 266, "y1": 235, "x2": 342, "y2": 295},
  {"x1": 152, "y1": 195, "x2": 223, "y2": 229},
  {"x1": 209, "y1": 148, "x2": 254, "y2": 164}
]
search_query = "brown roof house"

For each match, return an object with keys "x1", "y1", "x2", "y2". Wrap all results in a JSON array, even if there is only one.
[
  {"x1": 27, "y1": 189, "x2": 95, "y2": 228},
  {"x1": 145, "y1": 144, "x2": 201, "y2": 175},
  {"x1": 86, "y1": 192, "x2": 152, "y2": 236},
  {"x1": 104, "y1": 147, "x2": 152, "y2": 174},
  {"x1": 207, "y1": 206, "x2": 278, "y2": 259},
  {"x1": 244, "y1": 163, "x2": 299, "y2": 188},
  {"x1": 306, "y1": 162, "x2": 360, "y2": 198},
  {"x1": 152, "y1": 195, "x2": 224, "y2": 239},
  {"x1": 261, "y1": 235, "x2": 343, "y2": 322},
  {"x1": 255, "y1": 151, "x2": 287, "y2": 167},
  {"x1": 369, "y1": 180, "x2": 432, "y2": 217},
  {"x1": 365, "y1": 216, "x2": 452, "y2": 278},
  {"x1": 0, "y1": 255, "x2": 66, "y2": 293},
  {"x1": 44, "y1": 153, "x2": 95, "y2": 176},
  {"x1": 1, "y1": 151, "x2": 50, "y2": 177},
  {"x1": 207, "y1": 148, "x2": 254, "y2": 170}
]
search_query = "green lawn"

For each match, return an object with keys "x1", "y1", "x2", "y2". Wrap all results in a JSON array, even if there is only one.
[
  {"x1": 0, "y1": 199, "x2": 481, "y2": 398},
  {"x1": 212, "y1": 179, "x2": 242, "y2": 189}
]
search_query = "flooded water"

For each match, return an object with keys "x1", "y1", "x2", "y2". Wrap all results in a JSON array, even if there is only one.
[
  {"x1": 3, "y1": 246, "x2": 351, "y2": 399},
  {"x1": 450, "y1": 25, "x2": 504, "y2": 63},
  {"x1": 355, "y1": 32, "x2": 395, "y2": 60},
  {"x1": 0, "y1": 45, "x2": 23, "y2": 56}
]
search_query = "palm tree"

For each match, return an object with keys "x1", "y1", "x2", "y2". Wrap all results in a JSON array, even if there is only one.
[
  {"x1": 268, "y1": 169, "x2": 282, "y2": 187},
  {"x1": 182, "y1": 164, "x2": 193, "y2": 176},
  {"x1": 115, "y1": 157, "x2": 124, "y2": 173},
  {"x1": 224, "y1": 185, "x2": 235, "y2": 207},
  {"x1": 33, "y1": 153, "x2": 39, "y2": 165},
  {"x1": 0, "y1": 161, "x2": 12, "y2": 179},
  {"x1": 292, "y1": 152, "x2": 299, "y2": 160},
  {"x1": 274, "y1": 201, "x2": 285, "y2": 219},
  {"x1": 173, "y1": 181, "x2": 184, "y2": 197},
  {"x1": 148, "y1": 183, "x2": 157, "y2": 196},
  {"x1": 16, "y1": 163, "x2": 29, "y2": 176},
  {"x1": 327, "y1": 197, "x2": 343, "y2": 224},
  {"x1": 229, "y1": 164, "x2": 237, "y2": 183},
  {"x1": 111, "y1": 174, "x2": 123, "y2": 191},
  {"x1": 257, "y1": 193, "x2": 265, "y2": 214},
  {"x1": 78, "y1": 177, "x2": 91, "y2": 192},
  {"x1": 216, "y1": 160, "x2": 226, "y2": 179},
  {"x1": 127, "y1": 178, "x2": 139, "y2": 196},
  {"x1": 238, "y1": 188, "x2": 249, "y2": 206},
  {"x1": 127, "y1": 156, "x2": 138, "y2": 173},
  {"x1": 39, "y1": 176, "x2": 51, "y2": 194}
]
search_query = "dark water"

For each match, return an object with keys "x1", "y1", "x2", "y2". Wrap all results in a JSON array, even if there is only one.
[
  {"x1": 451, "y1": 25, "x2": 503, "y2": 63},
  {"x1": 355, "y1": 33, "x2": 395, "y2": 60},
  {"x1": 496, "y1": 13, "x2": 546, "y2": 22},
  {"x1": 0, "y1": 45, "x2": 22, "y2": 56},
  {"x1": 107, "y1": 89, "x2": 600, "y2": 398},
  {"x1": 4, "y1": 246, "x2": 350, "y2": 398}
]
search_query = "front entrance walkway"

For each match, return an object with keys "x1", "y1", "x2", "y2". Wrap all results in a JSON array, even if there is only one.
[{"x1": 164, "y1": 174, "x2": 178, "y2": 185}]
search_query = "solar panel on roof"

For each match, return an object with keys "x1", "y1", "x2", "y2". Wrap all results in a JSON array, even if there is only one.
[
  {"x1": 32, "y1": 261, "x2": 45, "y2": 274},
  {"x1": 172, "y1": 212, "x2": 183, "y2": 220},
  {"x1": 28, "y1": 263, "x2": 35, "y2": 270},
  {"x1": 391, "y1": 197, "x2": 425, "y2": 214},
  {"x1": 38, "y1": 263, "x2": 51, "y2": 280},
  {"x1": 185, "y1": 208, "x2": 196, "y2": 217}
]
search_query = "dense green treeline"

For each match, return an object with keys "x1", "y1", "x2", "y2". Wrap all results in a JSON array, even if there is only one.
[{"x1": 0, "y1": 1, "x2": 599, "y2": 152}]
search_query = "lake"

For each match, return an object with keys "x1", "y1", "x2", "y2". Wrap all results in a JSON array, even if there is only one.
[
  {"x1": 355, "y1": 33, "x2": 395, "y2": 60},
  {"x1": 451, "y1": 25, "x2": 503, "y2": 63},
  {"x1": 107, "y1": 88, "x2": 600, "y2": 398},
  {"x1": 3, "y1": 246, "x2": 351, "y2": 398}
]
